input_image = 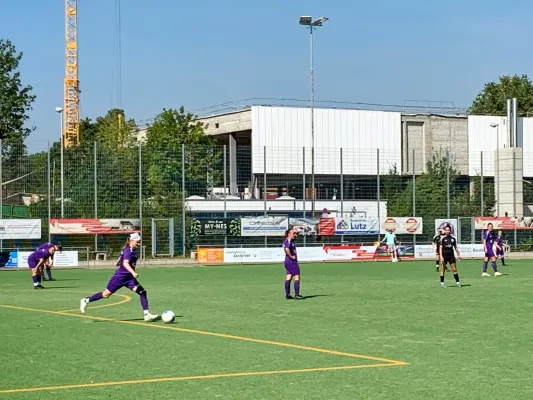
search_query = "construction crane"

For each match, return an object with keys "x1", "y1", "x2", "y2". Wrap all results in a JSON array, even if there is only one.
[{"x1": 63, "y1": 0, "x2": 80, "y2": 148}]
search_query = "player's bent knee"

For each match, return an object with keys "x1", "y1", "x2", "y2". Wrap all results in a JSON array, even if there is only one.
[
  {"x1": 134, "y1": 285, "x2": 146, "y2": 295},
  {"x1": 294, "y1": 275, "x2": 300, "y2": 280},
  {"x1": 102, "y1": 290, "x2": 112, "y2": 298}
]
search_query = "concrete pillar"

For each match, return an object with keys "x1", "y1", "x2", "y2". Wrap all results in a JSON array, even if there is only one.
[
  {"x1": 229, "y1": 133, "x2": 238, "y2": 195},
  {"x1": 495, "y1": 147, "x2": 523, "y2": 217}
]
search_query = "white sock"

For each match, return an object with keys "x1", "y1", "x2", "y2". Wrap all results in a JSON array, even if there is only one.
[{"x1": 143, "y1": 310, "x2": 149, "y2": 315}]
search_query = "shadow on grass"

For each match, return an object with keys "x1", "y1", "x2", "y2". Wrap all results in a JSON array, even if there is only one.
[
  {"x1": 301, "y1": 294, "x2": 329, "y2": 299},
  {"x1": 92, "y1": 316, "x2": 184, "y2": 322}
]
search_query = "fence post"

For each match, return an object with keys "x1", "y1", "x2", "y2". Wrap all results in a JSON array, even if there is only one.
[
  {"x1": 223, "y1": 145, "x2": 227, "y2": 248},
  {"x1": 480, "y1": 151, "x2": 484, "y2": 216},
  {"x1": 182, "y1": 144, "x2": 186, "y2": 256},
  {"x1": 446, "y1": 149, "x2": 450, "y2": 218},
  {"x1": 47, "y1": 141, "x2": 51, "y2": 243},
  {"x1": 340, "y1": 148, "x2": 343, "y2": 216},
  {"x1": 302, "y1": 147, "x2": 306, "y2": 246},
  {"x1": 377, "y1": 149, "x2": 380, "y2": 242},
  {"x1": 94, "y1": 141, "x2": 98, "y2": 253},
  {"x1": 138, "y1": 141, "x2": 143, "y2": 255},
  {"x1": 263, "y1": 146, "x2": 267, "y2": 247},
  {"x1": 412, "y1": 149, "x2": 416, "y2": 247}
]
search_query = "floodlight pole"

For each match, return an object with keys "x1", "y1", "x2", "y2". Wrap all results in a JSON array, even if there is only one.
[
  {"x1": 309, "y1": 25, "x2": 315, "y2": 216},
  {"x1": 300, "y1": 16, "x2": 327, "y2": 216}
]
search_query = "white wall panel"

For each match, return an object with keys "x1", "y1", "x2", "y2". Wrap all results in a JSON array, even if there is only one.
[
  {"x1": 520, "y1": 118, "x2": 533, "y2": 177},
  {"x1": 468, "y1": 116, "x2": 533, "y2": 177},
  {"x1": 251, "y1": 106, "x2": 401, "y2": 175},
  {"x1": 468, "y1": 115, "x2": 507, "y2": 177}
]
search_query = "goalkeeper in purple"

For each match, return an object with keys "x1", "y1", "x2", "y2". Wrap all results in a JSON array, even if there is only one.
[
  {"x1": 80, "y1": 233, "x2": 158, "y2": 321},
  {"x1": 482, "y1": 223, "x2": 502, "y2": 277},
  {"x1": 283, "y1": 228, "x2": 303, "y2": 300}
]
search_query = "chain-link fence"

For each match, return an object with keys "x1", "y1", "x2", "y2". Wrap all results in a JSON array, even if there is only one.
[{"x1": 3, "y1": 141, "x2": 533, "y2": 258}]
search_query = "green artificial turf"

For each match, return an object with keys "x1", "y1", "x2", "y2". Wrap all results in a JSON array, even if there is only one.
[{"x1": 0, "y1": 259, "x2": 532, "y2": 399}]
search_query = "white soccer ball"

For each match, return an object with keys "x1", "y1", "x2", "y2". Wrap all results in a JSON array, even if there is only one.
[{"x1": 161, "y1": 310, "x2": 175, "y2": 324}]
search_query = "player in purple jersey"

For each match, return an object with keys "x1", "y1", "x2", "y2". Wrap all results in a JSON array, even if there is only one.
[
  {"x1": 38, "y1": 242, "x2": 62, "y2": 281},
  {"x1": 482, "y1": 223, "x2": 502, "y2": 277},
  {"x1": 79, "y1": 233, "x2": 159, "y2": 321},
  {"x1": 27, "y1": 246, "x2": 57, "y2": 289},
  {"x1": 283, "y1": 228, "x2": 303, "y2": 300},
  {"x1": 495, "y1": 230, "x2": 506, "y2": 266}
]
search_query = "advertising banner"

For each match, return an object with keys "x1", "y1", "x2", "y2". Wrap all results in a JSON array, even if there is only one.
[
  {"x1": 380, "y1": 217, "x2": 423, "y2": 234},
  {"x1": 17, "y1": 251, "x2": 79, "y2": 267},
  {"x1": 222, "y1": 245, "x2": 379, "y2": 263},
  {"x1": 197, "y1": 248, "x2": 224, "y2": 264},
  {"x1": 191, "y1": 219, "x2": 235, "y2": 236},
  {"x1": 414, "y1": 244, "x2": 484, "y2": 259},
  {"x1": 374, "y1": 243, "x2": 415, "y2": 260},
  {"x1": 0, "y1": 251, "x2": 18, "y2": 267},
  {"x1": 0, "y1": 219, "x2": 41, "y2": 239},
  {"x1": 474, "y1": 217, "x2": 533, "y2": 230},
  {"x1": 331, "y1": 217, "x2": 380, "y2": 235},
  {"x1": 240, "y1": 216, "x2": 289, "y2": 236},
  {"x1": 49, "y1": 219, "x2": 140, "y2": 234},
  {"x1": 435, "y1": 219, "x2": 458, "y2": 235}
]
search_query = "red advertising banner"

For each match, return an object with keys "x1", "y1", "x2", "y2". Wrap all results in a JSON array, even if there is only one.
[
  {"x1": 49, "y1": 219, "x2": 141, "y2": 234},
  {"x1": 318, "y1": 218, "x2": 336, "y2": 235},
  {"x1": 474, "y1": 217, "x2": 533, "y2": 230}
]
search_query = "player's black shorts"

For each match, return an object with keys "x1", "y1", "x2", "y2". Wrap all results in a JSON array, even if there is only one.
[{"x1": 441, "y1": 254, "x2": 456, "y2": 265}]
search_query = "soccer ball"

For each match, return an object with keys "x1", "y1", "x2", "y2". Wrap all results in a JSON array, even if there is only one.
[{"x1": 161, "y1": 310, "x2": 175, "y2": 324}]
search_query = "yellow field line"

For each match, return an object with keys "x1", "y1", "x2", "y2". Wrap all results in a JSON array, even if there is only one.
[
  {"x1": 0, "y1": 303, "x2": 408, "y2": 365},
  {"x1": 0, "y1": 363, "x2": 403, "y2": 394},
  {"x1": 0, "y1": 288, "x2": 133, "y2": 313}
]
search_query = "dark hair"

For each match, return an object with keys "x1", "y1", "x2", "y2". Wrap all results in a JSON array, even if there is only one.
[
  {"x1": 284, "y1": 229, "x2": 292, "y2": 237},
  {"x1": 55, "y1": 242, "x2": 62, "y2": 251},
  {"x1": 487, "y1": 223, "x2": 493, "y2": 229}
]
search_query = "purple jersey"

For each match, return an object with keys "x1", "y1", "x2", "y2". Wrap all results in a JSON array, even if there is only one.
[
  {"x1": 483, "y1": 230, "x2": 496, "y2": 256},
  {"x1": 28, "y1": 248, "x2": 52, "y2": 266},
  {"x1": 115, "y1": 246, "x2": 138, "y2": 275},
  {"x1": 38, "y1": 242, "x2": 55, "y2": 250},
  {"x1": 283, "y1": 238, "x2": 297, "y2": 263}
]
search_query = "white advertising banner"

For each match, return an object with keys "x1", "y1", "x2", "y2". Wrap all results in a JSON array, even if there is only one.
[
  {"x1": 17, "y1": 251, "x2": 79, "y2": 268},
  {"x1": 223, "y1": 245, "x2": 378, "y2": 263},
  {"x1": 240, "y1": 216, "x2": 289, "y2": 236},
  {"x1": 414, "y1": 244, "x2": 484, "y2": 259},
  {"x1": 0, "y1": 219, "x2": 41, "y2": 239},
  {"x1": 380, "y1": 217, "x2": 423, "y2": 234},
  {"x1": 435, "y1": 219, "x2": 458, "y2": 235}
]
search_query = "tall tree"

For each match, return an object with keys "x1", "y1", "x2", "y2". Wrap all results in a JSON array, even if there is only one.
[
  {"x1": 468, "y1": 74, "x2": 533, "y2": 116},
  {"x1": 144, "y1": 107, "x2": 221, "y2": 213},
  {"x1": 0, "y1": 39, "x2": 36, "y2": 144}
]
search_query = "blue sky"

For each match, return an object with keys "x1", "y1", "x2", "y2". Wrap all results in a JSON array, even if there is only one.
[{"x1": 2, "y1": 0, "x2": 533, "y2": 152}]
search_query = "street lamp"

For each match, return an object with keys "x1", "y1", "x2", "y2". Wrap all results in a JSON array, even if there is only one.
[
  {"x1": 490, "y1": 123, "x2": 500, "y2": 216},
  {"x1": 55, "y1": 107, "x2": 64, "y2": 218},
  {"x1": 299, "y1": 15, "x2": 328, "y2": 215}
]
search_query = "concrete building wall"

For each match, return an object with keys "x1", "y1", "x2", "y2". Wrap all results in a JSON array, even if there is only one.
[{"x1": 402, "y1": 114, "x2": 469, "y2": 175}]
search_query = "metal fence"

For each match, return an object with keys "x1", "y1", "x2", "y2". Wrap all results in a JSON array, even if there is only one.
[{"x1": 3, "y1": 141, "x2": 533, "y2": 258}]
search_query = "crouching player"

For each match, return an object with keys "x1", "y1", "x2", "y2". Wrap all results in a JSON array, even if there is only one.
[
  {"x1": 39, "y1": 242, "x2": 62, "y2": 281},
  {"x1": 28, "y1": 245, "x2": 57, "y2": 289},
  {"x1": 439, "y1": 224, "x2": 462, "y2": 288}
]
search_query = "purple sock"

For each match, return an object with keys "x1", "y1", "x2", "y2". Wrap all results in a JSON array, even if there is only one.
[
  {"x1": 284, "y1": 280, "x2": 291, "y2": 296},
  {"x1": 139, "y1": 292, "x2": 149, "y2": 311},
  {"x1": 294, "y1": 280, "x2": 300, "y2": 296},
  {"x1": 501, "y1": 257, "x2": 505, "y2": 265},
  {"x1": 482, "y1": 262, "x2": 488, "y2": 272},
  {"x1": 46, "y1": 268, "x2": 52, "y2": 279},
  {"x1": 491, "y1": 261, "x2": 498, "y2": 272},
  {"x1": 88, "y1": 292, "x2": 104, "y2": 302},
  {"x1": 32, "y1": 275, "x2": 39, "y2": 285}
]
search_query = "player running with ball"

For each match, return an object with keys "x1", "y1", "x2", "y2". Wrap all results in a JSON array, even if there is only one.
[
  {"x1": 80, "y1": 233, "x2": 158, "y2": 321},
  {"x1": 439, "y1": 224, "x2": 462, "y2": 288}
]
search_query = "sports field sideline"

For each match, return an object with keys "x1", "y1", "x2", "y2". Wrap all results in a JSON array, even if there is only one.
[{"x1": 0, "y1": 259, "x2": 531, "y2": 399}]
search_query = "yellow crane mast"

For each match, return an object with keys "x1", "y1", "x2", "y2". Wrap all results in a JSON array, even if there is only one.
[{"x1": 63, "y1": 0, "x2": 80, "y2": 147}]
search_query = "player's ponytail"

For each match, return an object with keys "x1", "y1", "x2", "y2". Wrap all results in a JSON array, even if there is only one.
[
  {"x1": 122, "y1": 238, "x2": 130, "y2": 250},
  {"x1": 284, "y1": 229, "x2": 291, "y2": 237}
]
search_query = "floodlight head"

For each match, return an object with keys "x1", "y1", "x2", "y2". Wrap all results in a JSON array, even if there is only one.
[
  {"x1": 312, "y1": 17, "x2": 329, "y2": 26},
  {"x1": 55, "y1": 107, "x2": 63, "y2": 113},
  {"x1": 490, "y1": 123, "x2": 499, "y2": 128},
  {"x1": 299, "y1": 16, "x2": 312, "y2": 25}
]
